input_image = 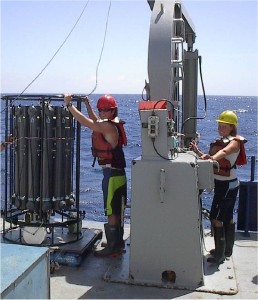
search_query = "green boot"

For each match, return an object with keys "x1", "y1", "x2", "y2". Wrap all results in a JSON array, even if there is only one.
[
  {"x1": 207, "y1": 227, "x2": 225, "y2": 264},
  {"x1": 224, "y1": 223, "x2": 235, "y2": 257},
  {"x1": 94, "y1": 224, "x2": 121, "y2": 258}
]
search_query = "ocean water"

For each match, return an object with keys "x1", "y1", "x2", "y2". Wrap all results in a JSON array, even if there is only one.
[{"x1": 1, "y1": 94, "x2": 257, "y2": 224}]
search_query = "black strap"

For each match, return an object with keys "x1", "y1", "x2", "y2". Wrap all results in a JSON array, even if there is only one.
[{"x1": 92, "y1": 157, "x2": 96, "y2": 168}]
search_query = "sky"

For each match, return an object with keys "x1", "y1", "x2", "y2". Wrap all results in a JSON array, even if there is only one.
[{"x1": 1, "y1": 0, "x2": 257, "y2": 96}]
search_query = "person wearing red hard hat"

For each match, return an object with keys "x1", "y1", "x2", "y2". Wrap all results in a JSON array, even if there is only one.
[
  {"x1": 97, "y1": 94, "x2": 117, "y2": 110},
  {"x1": 190, "y1": 110, "x2": 247, "y2": 265},
  {"x1": 64, "y1": 94, "x2": 127, "y2": 258}
]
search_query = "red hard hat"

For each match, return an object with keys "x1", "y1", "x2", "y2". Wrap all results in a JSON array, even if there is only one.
[{"x1": 97, "y1": 95, "x2": 117, "y2": 109}]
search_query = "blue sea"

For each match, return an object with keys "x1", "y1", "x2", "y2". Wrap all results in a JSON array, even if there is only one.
[{"x1": 1, "y1": 95, "x2": 257, "y2": 224}]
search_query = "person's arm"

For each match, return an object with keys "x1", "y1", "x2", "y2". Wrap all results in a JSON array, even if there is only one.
[
  {"x1": 64, "y1": 95, "x2": 117, "y2": 140},
  {"x1": 0, "y1": 142, "x2": 5, "y2": 152},
  {"x1": 209, "y1": 140, "x2": 240, "y2": 161},
  {"x1": 82, "y1": 96, "x2": 98, "y2": 121},
  {"x1": 0, "y1": 134, "x2": 13, "y2": 152},
  {"x1": 64, "y1": 95, "x2": 95, "y2": 130},
  {"x1": 189, "y1": 140, "x2": 204, "y2": 157}
]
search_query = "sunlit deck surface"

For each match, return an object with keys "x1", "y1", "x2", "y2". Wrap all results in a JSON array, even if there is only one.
[
  {"x1": 1, "y1": 218, "x2": 257, "y2": 299},
  {"x1": 48, "y1": 220, "x2": 257, "y2": 299}
]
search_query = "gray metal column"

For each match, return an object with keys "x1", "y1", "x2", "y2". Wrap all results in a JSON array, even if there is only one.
[
  {"x1": 182, "y1": 49, "x2": 198, "y2": 147},
  {"x1": 27, "y1": 106, "x2": 41, "y2": 211},
  {"x1": 14, "y1": 106, "x2": 29, "y2": 209}
]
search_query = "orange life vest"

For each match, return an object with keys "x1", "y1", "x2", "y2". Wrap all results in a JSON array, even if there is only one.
[
  {"x1": 209, "y1": 135, "x2": 247, "y2": 177},
  {"x1": 91, "y1": 120, "x2": 127, "y2": 168}
]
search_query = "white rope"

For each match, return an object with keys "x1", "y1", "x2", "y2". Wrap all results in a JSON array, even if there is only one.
[
  {"x1": 11, "y1": 0, "x2": 91, "y2": 103},
  {"x1": 1, "y1": 0, "x2": 112, "y2": 112},
  {"x1": 87, "y1": 0, "x2": 112, "y2": 96}
]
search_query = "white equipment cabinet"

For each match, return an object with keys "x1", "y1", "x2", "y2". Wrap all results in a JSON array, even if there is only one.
[
  {"x1": 130, "y1": 154, "x2": 205, "y2": 289},
  {"x1": 129, "y1": 0, "x2": 215, "y2": 289},
  {"x1": 1, "y1": 243, "x2": 50, "y2": 299}
]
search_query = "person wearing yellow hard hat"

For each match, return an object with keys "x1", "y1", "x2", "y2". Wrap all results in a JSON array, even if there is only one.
[
  {"x1": 190, "y1": 110, "x2": 247, "y2": 265},
  {"x1": 216, "y1": 110, "x2": 238, "y2": 126}
]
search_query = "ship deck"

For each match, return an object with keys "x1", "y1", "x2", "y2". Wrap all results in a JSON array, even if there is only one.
[
  {"x1": 1, "y1": 219, "x2": 257, "y2": 299},
  {"x1": 51, "y1": 220, "x2": 257, "y2": 299}
]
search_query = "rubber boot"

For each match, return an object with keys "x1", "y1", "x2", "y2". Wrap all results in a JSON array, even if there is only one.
[
  {"x1": 209, "y1": 225, "x2": 216, "y2": 256},
  {"x1": 100, "y1": 225, "x2": 125, "y2": 250},
  {"x1": 224, "y1": 223, "x2": 235, "y2": 257},
  {"x1": 209, "y1": 248, "x2": 215, "y2": 255},
  {"x1": 94, "y1": 224, "x2": 121, "y2": 258},
  {"x1": 207, "y1": 227, "x2": 225, "y2": 264},
  {"x1": 118, "y1": 226, "x2": 125, "y2": 250}
]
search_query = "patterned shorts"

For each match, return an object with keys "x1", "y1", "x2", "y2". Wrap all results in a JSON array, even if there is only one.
[{"x1": 102, "y1": 168, "x2": 127, "y2": 216}]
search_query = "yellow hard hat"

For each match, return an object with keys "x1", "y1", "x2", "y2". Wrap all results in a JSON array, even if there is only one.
[{"x1": 216, "y1": 110, "x2": 238, "y2": 126}]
